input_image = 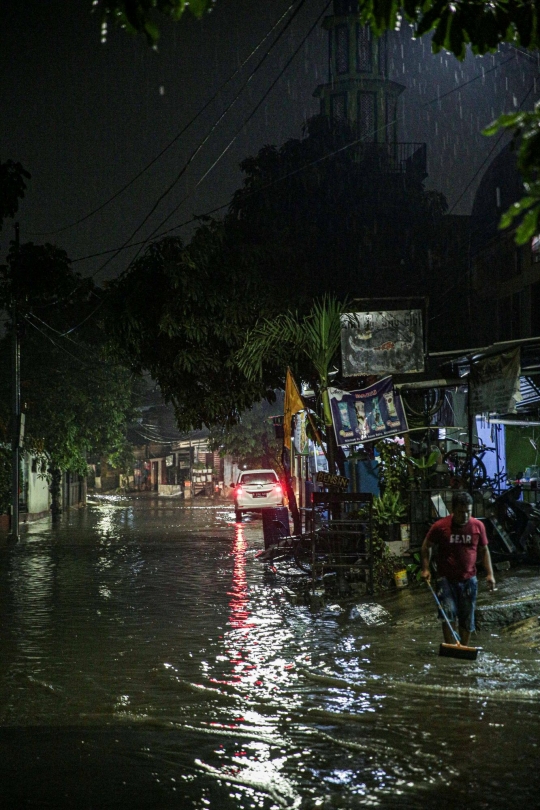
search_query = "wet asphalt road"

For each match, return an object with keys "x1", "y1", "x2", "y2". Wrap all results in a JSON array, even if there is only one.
[{"x1": 0, "y1": 494, "x2": 538, "y2": 809}]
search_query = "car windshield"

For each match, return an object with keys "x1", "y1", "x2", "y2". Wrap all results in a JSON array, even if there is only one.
[{"x1": 239, "y1": 473, "x2": 277, "y2": 485}]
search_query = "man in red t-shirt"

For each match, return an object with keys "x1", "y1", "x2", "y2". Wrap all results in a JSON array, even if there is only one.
[{"x1": 421, "y1": 491, "x2": 495, "y2": 646}]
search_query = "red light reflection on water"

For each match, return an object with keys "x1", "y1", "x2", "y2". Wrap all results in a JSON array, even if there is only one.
[
  {"x1": 228, "y1": 523, "x2": 252, "y2": 631},
  {"x1": 224, "y1": 523, "x2": 256, "y2": 687}
]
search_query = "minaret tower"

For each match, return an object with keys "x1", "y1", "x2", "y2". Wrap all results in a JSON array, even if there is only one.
[{"x1": 313, "y1": 0, "x2": 406, "y2": 147}]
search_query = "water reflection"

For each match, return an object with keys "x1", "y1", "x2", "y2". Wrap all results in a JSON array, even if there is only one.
[
  {"x1": 0, "y1": 500, "x2": 538, "y2": 809},
  {"x1": 9, "y1": 551, "x2": 54, "y2": 657}
]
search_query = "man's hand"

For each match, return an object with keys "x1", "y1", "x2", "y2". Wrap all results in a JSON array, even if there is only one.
[
  {"x1": 421, "y1": 569, "x2": 431, "y2": 584},
  {"x1": 486, "y1": 573, "x2": 496, "y2": 591}
]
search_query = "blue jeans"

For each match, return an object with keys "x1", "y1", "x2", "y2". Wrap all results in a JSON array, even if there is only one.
[{"x1": 437, "y1": 576, "x2": 478, "y2": 632}]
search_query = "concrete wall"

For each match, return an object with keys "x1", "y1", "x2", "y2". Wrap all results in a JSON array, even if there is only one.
[
  {"x1": 25, "y1": 455, "x2": 50, "y2": 516},
  {"x1": 158, "y1": 483, "x2": 183, "y2": 497}
]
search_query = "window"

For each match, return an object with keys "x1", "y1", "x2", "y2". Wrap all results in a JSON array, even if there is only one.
[
  {"x1": 239, "y1": 472, "x2": 278, "y2": 485},
  {"x1": 358, "y1": 92, "x2": 376, "y2": 141},
  {"x1": 335, "y1": 25, "x2": 349, "y2": 74},
  {"x1": 356, "y1": 24, "x2": 372, "y2": 72},
  {"x1": 331, "y1": 93, "x2": 348, "y2": 122}
]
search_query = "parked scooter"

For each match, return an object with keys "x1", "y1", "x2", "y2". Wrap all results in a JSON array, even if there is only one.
[{"x1": 490, "y1": 485, "x2": 540, "y2": 562}]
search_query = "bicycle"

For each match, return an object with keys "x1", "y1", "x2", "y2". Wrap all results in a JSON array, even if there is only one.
[{"x1": 442, "y1": 437, "x2": 495, "y2": 489}]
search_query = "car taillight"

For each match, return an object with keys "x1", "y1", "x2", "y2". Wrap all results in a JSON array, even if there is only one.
[
  {"x1": 235, "y1": 486, "x2": 243, "y2": 494},
  {"x1": 274, "y1": 484, "x2": 283, "y2": 494}
]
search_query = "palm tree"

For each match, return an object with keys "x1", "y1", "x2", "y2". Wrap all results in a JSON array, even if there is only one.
[{"x1": 237, "y1": 296, "x2": 344, "y2": 475}]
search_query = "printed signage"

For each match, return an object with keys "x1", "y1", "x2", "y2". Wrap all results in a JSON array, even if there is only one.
[
  {"x1": 329, "y1": 376, "x2": 409, "y2": 446},
  {"x1": 340, "y1": 310, "x2": 424, "y2": 376},
  {"x1": 469, "y1": 348, "x2": 521, "y2": 415},
  {"x1": 293, "y1": 411, "x2": 309, "y2": 455},
  {"x1": 316, "y1": 471, "x2": 349, "y2": 490}
]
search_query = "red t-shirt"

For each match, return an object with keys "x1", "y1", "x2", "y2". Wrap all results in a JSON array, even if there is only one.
[{"x1": 425, "y1": 515, "x2": 488, "y2": 582}]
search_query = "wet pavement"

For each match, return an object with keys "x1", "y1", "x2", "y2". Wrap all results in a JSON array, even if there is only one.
[{"x1": 0, "y1": 494, "x2": 539, "y2": 809}]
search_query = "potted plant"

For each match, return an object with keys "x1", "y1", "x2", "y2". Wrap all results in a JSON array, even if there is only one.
[{"x1": 373, "y1": 490, "x2": 407, "y2": 543}]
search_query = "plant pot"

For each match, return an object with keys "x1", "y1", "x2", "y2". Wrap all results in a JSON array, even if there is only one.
[{"x1": 394, "y1": 569, "x2": 408, "y2": 589}]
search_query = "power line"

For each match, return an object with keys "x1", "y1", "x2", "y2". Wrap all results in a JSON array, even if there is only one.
[
  {"x1": 87, "y1": 0, "x2": 310, "y2": 282},
  {"x1": 69, "y1": 45, "x2": 521, "y2": 268},
  {"x1": 24, "y1": 1, "x2": 299, "y2": 238},
  {"x1": 448, "y1": 82, "x2": 535, "y2": 215},
  {"x1": 23, "y1": 314, "x2": 113, "y2": 375},
  {"x1": 422, "y1": 54, "x2": 516, "y2": 107}
]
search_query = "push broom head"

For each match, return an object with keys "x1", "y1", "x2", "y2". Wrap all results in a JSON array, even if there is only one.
[{"x1": 439, "y1": 642, "x2": 478, "y2": 661}]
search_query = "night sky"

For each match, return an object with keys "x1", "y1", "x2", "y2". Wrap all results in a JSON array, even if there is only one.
[{"x1": 1, "y1": 0, "x2": 539, "y2": 284}]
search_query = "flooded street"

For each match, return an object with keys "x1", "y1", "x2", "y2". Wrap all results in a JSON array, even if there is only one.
[{"x1": 0, "y1": 496, "x2": 538, "y2": 809}]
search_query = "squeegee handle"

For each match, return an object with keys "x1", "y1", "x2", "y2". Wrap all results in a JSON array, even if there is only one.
[{"x1": 426, "y1": 580, "x2": 461, "y2": 645}]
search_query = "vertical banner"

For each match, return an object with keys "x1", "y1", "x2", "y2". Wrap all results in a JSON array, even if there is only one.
[
  {"x1": 329, "y1": 377, "x2": 409, "y2": 446},
  {"x1": 283, "y1": 368, "x2": 304, "y2": 450}
]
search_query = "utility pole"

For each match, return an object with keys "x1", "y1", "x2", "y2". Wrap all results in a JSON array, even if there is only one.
[{"x1": 9, "y1": 222, "x2": 21, "y2": 542}]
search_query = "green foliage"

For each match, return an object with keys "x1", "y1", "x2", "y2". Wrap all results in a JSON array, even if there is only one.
[
  {"x1": 375, "y1": 440, "x2": 411, "y2": 499},
  {"x1": 238, "y1": 296, "x2": 344, "y2": 392},
  {"x1": 0, "y1": 242, "x2": 138, "y2": 493},
  {"x1": 357, "y1": 0, "x2": 540, "y2": 59},
  {"x1": 371, "y1": 527, "x2": 403, "y2": 590},
  {"x1": 230, "y1": 115, "x2": 447, "y2": 302},
  {"x1": 95, "y1": 0, "x2": 213, "y2": 45},
  {"x1": 207, "y1": 398, "x2": 283, "y2": 471},
  {"x1": 406, "y1": 551, "x2": 424, "y2": 584},
  {"x1": 373, "y1": 490, "x2": 406, "y2": 525},
  {"x1": 483, "y1": 104, "x2": 540, "y2": 245},
  {"x1": 106, "y1": 227, "x2": 281, "y2": 431}
]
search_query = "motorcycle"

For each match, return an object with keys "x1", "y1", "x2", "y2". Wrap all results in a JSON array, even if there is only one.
[{"x1": 488, "y1": 485, "x2": 540, "y2": 563}]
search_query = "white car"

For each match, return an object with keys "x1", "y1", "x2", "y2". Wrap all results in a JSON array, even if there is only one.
[{"x1": 232, "y1": 469, "x2": 284, "y2": 522}]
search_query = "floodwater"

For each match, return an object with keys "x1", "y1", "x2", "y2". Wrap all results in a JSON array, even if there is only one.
[{"x1": 0, "y1": 495, "x2": 538, "y2": 809}]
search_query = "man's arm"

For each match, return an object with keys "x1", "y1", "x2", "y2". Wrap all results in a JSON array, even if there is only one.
[
  {"x1": 478, "y1": 545, "x2": 496, "y2": 590},
  {"x1": 421, "y1": 535, "x2": 434, "y2": 583}
]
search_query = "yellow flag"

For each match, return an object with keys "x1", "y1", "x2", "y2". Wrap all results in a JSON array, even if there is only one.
[{"x1": 284, "y1": 368, "x2": 304, "y2": 450}]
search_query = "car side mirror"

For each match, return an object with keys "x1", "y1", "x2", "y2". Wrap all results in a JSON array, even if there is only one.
[{"x1": 229, "y1": 482, "x2": 235, "y2": 488}]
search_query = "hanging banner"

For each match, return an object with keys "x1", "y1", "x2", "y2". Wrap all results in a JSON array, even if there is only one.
[
  {"x1": 329, "y1": 377, "x2": 409, "y2": 446},
  {"x1": 340, "y1": 310, "x2": 424, "y2": 376},
  {"x1": 469, "y1": 348, "x2": 521, "y2": 415},
  {"x1": 293, "y1": 411, "x2": 309, "y2": 455},
  {"x1": 308, "y1": 440, "x2": 329, "y2": 474}
]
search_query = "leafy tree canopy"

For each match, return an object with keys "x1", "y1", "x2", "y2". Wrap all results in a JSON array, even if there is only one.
[
  {"x1": 95, "y1": 0, "x2": 540, "y2": 56},
  {"x1": 106, "y1": 115, "x2": 448, "y2": 432},
  {"x1": 106, "y1": 223, "x2": 282, "y2": 431},
  {"x1": 228, "y1": 115, "x2": 447, "y2": 299},
  {"x1": 96, "y1": 0, "x2": 214, "y2": 45},
  {"x1": 0, "y1": 242, "x2": 139, "y2": 494},
  {"x1": 207, "y1": 397, "x2": 284, "y2": 472}
]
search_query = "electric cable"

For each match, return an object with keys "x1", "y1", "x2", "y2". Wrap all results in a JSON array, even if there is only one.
[
  {"x1": 422, "y1": 54, "x2": 516, "y2": 107},
  {"x1": 68, "y1": 44, "x2": 523, "y2": 268},
  {"x1": 31, "y1": 36, "x2": 534, "y2": 334},
  {"x1": 22, "y1": 314, "x2": 119, "y2": 376},
  {"x1": 24, "y1": 1, "x2": 299, "y2": 237},
  {"x1": 86, "y1": 0, "x2": 310, "y2": 283},
  {"x1": 122, "y1": 0, "x2": 342, "y2": 267}
]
